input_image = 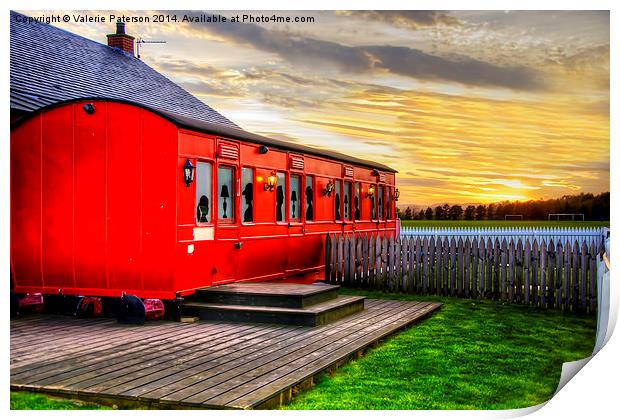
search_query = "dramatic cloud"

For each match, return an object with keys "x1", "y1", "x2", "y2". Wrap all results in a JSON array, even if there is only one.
[
  {"x1": 34, "y1": 10, "x2": 609, "y2": 204},
  {"x1": 173, "y1": 11, "x2": 542, "y2": 91},
  {"x1": 336, "y1": 10, "x2": 461, "y2": 29}
]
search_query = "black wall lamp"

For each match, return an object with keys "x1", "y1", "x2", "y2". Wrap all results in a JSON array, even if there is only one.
[
  {"x1": 83, "y1": 103, "x2": 95, "y2": 114},
  {"x1": 183, "y1": 159, "x2": 196, "y2": 187}
]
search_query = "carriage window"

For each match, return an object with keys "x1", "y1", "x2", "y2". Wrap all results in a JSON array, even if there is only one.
[
  {"x1": 290, "y1": 174, "x2": 301, "y2": 222},
  {"x1": 218, "y1": 166, "x2": 234, "y2": 222},
  {"x1": 354, "y1": 182, "x2": 361, "y2": 220},
  {"x1": 195, "y1": 162, "x2": 212, "y2": 224},
  {"x1": 371, "y1": 184, "x2": 377, "y2": 220},
  {"x1": 343, "y1": 181, "x2": 352, "y2": 221},
  {"x1": 276, "y1": 172, "x2": 286, "y2": 222},
  {"x1": 241, "y1": 167, "x2": 253, "y2": 223},
  {"x1": 386, "y1": 187, "x2": 392, "y2": 219},
  {"x1": 335, "y1": 180, "x2": 342, "y2": 221},
  {"x1": 378, "y1": 185, "x2": 384, "y2": 220},
  {"x1": 305, "y1": 175, "x2": 314, "y2": 221}
]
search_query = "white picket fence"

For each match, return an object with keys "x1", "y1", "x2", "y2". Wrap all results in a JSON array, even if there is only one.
[{"x1": 400, "y1": 226, "x2": 607, "y2": 246}]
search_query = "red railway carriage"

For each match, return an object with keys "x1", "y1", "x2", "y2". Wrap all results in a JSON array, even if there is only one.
[{"x1": 11, "y1": 99, "x2": 398, "y2": 302}]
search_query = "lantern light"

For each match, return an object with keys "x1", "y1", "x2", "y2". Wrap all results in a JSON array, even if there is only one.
[
  {"x1": 265, "y1": 171, "x2": 277, "y2": 192},
  {"x1": 394, "y1": 188, "x2": 400, "y2": 201},
  {"x1": 259, "y1": 145, "x2": 269, "y2": 154},
  {"x1": 183, "y1": 159, "x2": 195, "y2": 187},
  {"x1": 323, "y1": 179, "x2": 335, "y2": 196},
  {"x1": 366, "y1": 185, "x2": 375, "y2": 199}
]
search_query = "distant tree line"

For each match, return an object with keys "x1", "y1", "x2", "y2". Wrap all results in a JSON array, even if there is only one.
[{"x1": 396, "y1": 192, "x2": 610, "y2": 221}]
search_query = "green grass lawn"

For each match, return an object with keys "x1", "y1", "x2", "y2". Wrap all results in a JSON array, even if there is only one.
[
  {"x1": 10, "y1": 289, "x2": 597, "y2": 410},
  {"x1": 400, "y1": 220, "x2": 609, "y2": 228},
  {"x1": 284, "y1": 288, "x2": 597, "y2": 410},
  {"x1": 10, "y1": 391, "x2": 110, "y2": 410}
]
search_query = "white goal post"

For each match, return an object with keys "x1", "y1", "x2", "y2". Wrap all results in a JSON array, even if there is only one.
[
  {"x1": 548, "y1": 213, "x2": 585, "y2": 221},
  {"x1": 504, "y1": 214, "x2": 523, "y2": 220}
]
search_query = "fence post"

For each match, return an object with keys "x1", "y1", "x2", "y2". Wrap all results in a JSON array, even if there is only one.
[
  {"x1": 422, "y1": 237, "x2": 429, "y2": 294},
  {"x1": 572, "y1": 241, "x2": 580, "y2": 312},
  {"x1": 493, "y1": 239, "x2": 501, "y2": 300},
  {"x1": 563, "y1": 240, "x2": 571, "y2": 312},
  {"x1": 516, "y1": 239, "x2": 524, "y2": 304},
  {"x1": 324, "y1": 233, "x2": 332, "y2": 283},
  {"x1": 463, "y1": 238, "x2": 470, "y2": 298},
  {"x1": 356, "y1": 234, "x2": 363, "y2": 286},
  {"x1": 547, "y1": 240, "x2": 556, "y2": 309},
  {"x1": 408, "y1": 236, "x2": 415, "y2": 293},
  {"x1": 390, "y1": 236, "x2": 398, "y2": 292},
  {"x1": 380, "y1": 235, "x2": 388, "y2": 291},
  {"x1": 343, "y1": 234, "x2": 350, "y2": 286},
  {"x1": 428, "y1": 237, "x2": 435, "y2": 294},
  {"x1": 472, "y1": 238, "x2": 479, "y2": 298},
  {"x1": 374, "y1": 234, "x2": 381, "y2": 290},
  {"x1": 580, "y1": 241, "x2": 588, "y2": 313},
  {"x1": 556, "y1": 241, "x2": 564, "y2": 311},
  {"x1": 337, "y1": 234, "x2": 344, "y2": 284},
  {"x1": 414, "y1": 237, "x2": 421, "y2": 293},
  {"x1": 524, "y1": 239, "x2": 531, "y2": 305},
  {"x1": 589, "y1": 239, "x2": 597, "y2": 314},
  {"x1": 508, "y1": 239, "x2": 515, "y2": 304},
  {"x1": 401, "y1": 237, "x2": 409, "y2": 292},
  {"x1": 361, "y1": 233, "x2": 369, "y2": 288},
  {"x1": 349, "y1": 234, "x2": 356, "y2": 287},
  {"x1": 449, "y1": 238, "x2": 457, "y2": 296},
  {"x1": 500, "y1": 239, "x2": 507, "y2": 301}
]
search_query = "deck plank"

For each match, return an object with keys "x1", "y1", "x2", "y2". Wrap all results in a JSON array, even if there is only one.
[
  {"x1": 225, "y1": 302, "x2": 441, "y2": 408},
  {"x1": 191, "y1": 302, "x2": 431, "y2": 405},
  {"x1": 11, "y1": 298, "x2": 441, "y2": 409},
  {"x1": 29, "y1": 323, "x2": 260, "y2": 387},
  {"x1": 164, "y1": 301, "x2": 413, "y2": 403}
]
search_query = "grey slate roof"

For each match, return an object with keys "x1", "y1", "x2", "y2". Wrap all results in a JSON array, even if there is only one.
[
  {"x1": 10, "y1": 11, "x2": 396, "y2": 173},
  {"x1": 10, "y1": 11, "x2": 239, "y2": 129}
]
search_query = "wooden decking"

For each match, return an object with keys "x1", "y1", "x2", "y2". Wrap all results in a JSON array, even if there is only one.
[{"x1": 11, "y1": 299, "x2": 441, "y2": 409}]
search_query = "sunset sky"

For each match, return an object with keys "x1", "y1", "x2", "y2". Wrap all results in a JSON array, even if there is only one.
[{"x1": 27, "y1": 10, "x2": 610, "y2": 205}]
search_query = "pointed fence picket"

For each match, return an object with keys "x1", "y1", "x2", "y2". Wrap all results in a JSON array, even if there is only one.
[
  {"x1": 325, "y1": 229, "x2": 607, "y2": 314},
  {"x1": 400, "y1": 226, "x2": 605, "y2": 248}
]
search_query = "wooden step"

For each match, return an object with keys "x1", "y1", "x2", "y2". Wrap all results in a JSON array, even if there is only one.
[
  {"x1": 193, "y1": 282, "x2": 340, "y2": 309},
  {"x1": 183, "y1": 295, "x2": 365, "y2": 327}
]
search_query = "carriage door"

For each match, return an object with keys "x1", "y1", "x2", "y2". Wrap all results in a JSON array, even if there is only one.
[{"x1": 213, "y1": 140, "x2": 240, "y2": 284}]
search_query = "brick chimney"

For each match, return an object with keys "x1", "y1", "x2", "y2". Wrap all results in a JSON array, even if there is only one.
[{"x1": 106, "y1": 21, "x2": 135, "y2": 56}]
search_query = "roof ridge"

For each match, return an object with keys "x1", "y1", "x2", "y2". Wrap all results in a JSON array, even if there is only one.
[{"x1": 10, "y1": 10, "x2": 241, "y2": 129}]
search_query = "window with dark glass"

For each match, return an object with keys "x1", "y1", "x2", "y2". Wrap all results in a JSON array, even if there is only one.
[
  {"x1": 378, "y1": 185, "x2": 384, "y2": 220},
  {"x1": 305, "y1": 175, "x2": 314, "y2": 221},
  {"x1": 354, "y1": 182, "x2": 361, "y2": 220},
  {"x1": 371, "y1": 184, "x2": 377, "y2": 220},
  {"x1": 195, "y1": 162, "x2": 212, "y2": 224},
  {"x1": 335, "y1": 180, "x2": 342, "y2": 221},
  {"x1": 386, "y1": 187, "x2": 392, "y2": 219},
  {"x1": 241, "y1": 167, "x2": 253, "y2": 223},
  {"x1": 276, "y1": 172, "x2": 286, "y2": 222},
  {"x1": 343, "y1": 181, "x2": 352, "y2": 221},
  {"x1": 218, "y1": 166, "x2": 234, "y2": 222},
  {"x1": 290, "y1": 174, "x2": 301, "y2": 222}
]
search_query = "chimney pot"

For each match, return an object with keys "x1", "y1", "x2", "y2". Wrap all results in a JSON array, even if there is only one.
[{"x1": 116, "y1": 21, "x2": 126, "y2": 35}]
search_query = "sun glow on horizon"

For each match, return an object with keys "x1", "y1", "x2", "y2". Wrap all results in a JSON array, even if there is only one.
[{"x1": 31, "y1": 10, "x2": 609, "y2": 205}]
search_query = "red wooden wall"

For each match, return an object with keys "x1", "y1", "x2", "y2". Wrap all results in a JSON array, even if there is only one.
[{"x1": 11, "y1": 101, "x2": 178, "y2": 298}]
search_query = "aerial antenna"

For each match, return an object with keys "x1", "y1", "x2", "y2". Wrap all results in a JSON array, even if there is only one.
[{"x1": 136, "y1": 37, "x2": 166, "y2": 59}]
